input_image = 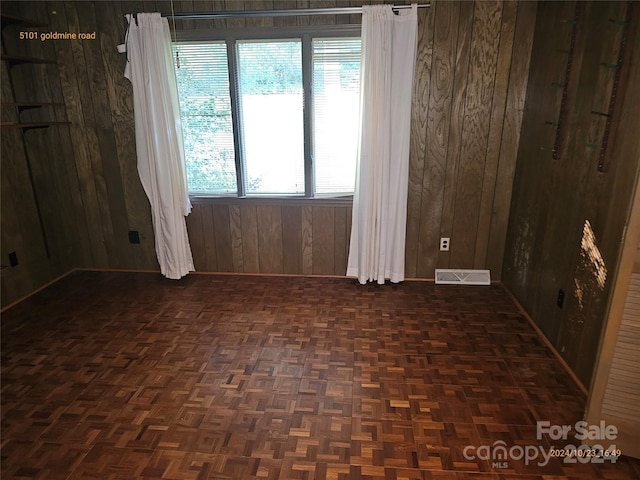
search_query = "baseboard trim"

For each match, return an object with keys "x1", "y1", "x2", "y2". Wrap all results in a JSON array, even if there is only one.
[
  {"x1": 75, "y1": 268, "x2": 442, "y2": 282},
  {"x1": 500, "y1": 283, "x2": 588, "y2": 395},
  {"x1": 1, "y1": 269, "x2": 76, "y2": 313},
  {"x1": 2, "y1": 268, "x2": 506, "y2": 312}
]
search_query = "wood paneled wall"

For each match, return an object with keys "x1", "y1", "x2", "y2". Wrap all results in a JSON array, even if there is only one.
[
  {"x1": 1, "y1": 0, "x2": 536, "y2": 306},
  {"x1": 502, "y1": 1, "x2": 640, "y2": 387},
  {"x1": 405, "y1": 0, "x2": 536, "y2": 278},
  {"x1": 186, "y1": 201, "x2": 351, "y2": 275}
]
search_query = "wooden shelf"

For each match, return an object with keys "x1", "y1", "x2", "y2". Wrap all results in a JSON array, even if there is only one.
[
  {"x1": 0, "y1": 13, "x2": 47, "y2": 28},
  {"x1": 0, "y1": 121, "x2": 70, "y2": 131},
  {"x1": 1, "y1": 101, "x2": 65, "y2": 113},
  {"x1": 1, "y1": 102, "x2": 65, "y2": 107},
  {"x1": 1, "y1": 54, "x2": 57, "y2": 67}
]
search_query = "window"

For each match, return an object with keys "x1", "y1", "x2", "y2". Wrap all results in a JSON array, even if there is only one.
[{"x1": 173, "y1": 29, "x2": 361, "y2": 197}]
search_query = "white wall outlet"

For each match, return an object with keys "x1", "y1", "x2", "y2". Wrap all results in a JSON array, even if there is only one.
[{"x1": 440, "y1": 237, "x2": 450, "y2": 252}]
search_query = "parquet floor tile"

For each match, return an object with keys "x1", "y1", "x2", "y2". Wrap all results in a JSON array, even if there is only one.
[{"x1": 2, "y1": 271, "x2": 640, "y2": 479}]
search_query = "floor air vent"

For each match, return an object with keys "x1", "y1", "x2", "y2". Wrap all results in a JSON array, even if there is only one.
[{"x1": 435, "y1": 269, "x2": 491, "y2": 285}]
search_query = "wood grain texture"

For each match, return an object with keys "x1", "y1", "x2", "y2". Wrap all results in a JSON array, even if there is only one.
[
  {"x1": 273, "y1": 0, "x2": 299, "y2": 28},
  {"x1": 282, "y1": 205, "x2": 303, "y2": 274},
  {"x1": 256, "y1": 205, "x2": 283, "y2": 274},
  {"x1": 3, "y1": 270, "x2": 640, "y2": 478},
  {"x1": 503, "y1": 1, "x2": 640, "y2": 387},
  {"x1": 301, "y1": 206, "x2": 313, "y2": 275},
  {"x1": 22, "y1": 2, "x2": 79, "y2": 273},
  {"x1": 0, "y1": 123, "x2": 50, "y2": 303},
  {"x1": 77, "y1": 1, "x2": 133, "y2": 270},
  {"x1": 309, "y1": 0, "x2": 336, "y2": 26},
  {"x1": 473, "y1": 0, "x2": 517, "y2": 270},
  {"x1": 501, "y1": 1, "x2": 575, "y2": 338},
  {"x1": 240, "y1": 204, "x2": 260, "y2": 273},
  {"x1": 185, "y1": 205, "x2": 206, "y2": 271},
  {"x1": 1, "y1": 1, "x2": 90, "y2": 305},
  {"x1": 66, "y1": 1, "x2": 118, "y2": 265},
  {"x1": 406, "y1": 0, "x2": 434, "y2": 279},
  {"x1": 229, "y1": 204, "x2": 244, "y2": 272},
  {"x1": 94, "y1": 0, "x2": 157, "y2": 271},
  {"x1": 437, "y1": 1, "x2": 474, "y2": 272},
  {"x1": 572, "y1": 1, "x2": 639, "y2": 385},
  {"x1": 1, "y1": 0, "x2": 538, "y2": 307},
  {"x1": 312, "y1": 207, "x2": 335, "y2": 275},
  {"x1": 44, "y1": 15, "x2": 94, "y2": 270},
  {"x1": 47, "y1": 1, "x2": 110, "y2": 268},
  {"x1": 333, "y1": 206, "x2": 348, "y2": 275},
  {"x1": 213, "y1": 205, "x2": 233, "y2": 271},
  {"x1": 486, "y1": 0, "x2": 537, "y2": 278},
  {"x1": 450, "y1": 0, "x2": 503, "y2": 268},
  {"x1": 415, "y1": 0, "x2": 454, "y2": 278},
  {"x1": 245, "y1": 0, "x2": 274, "y2": 28},
  {"x1": 203, "y1": 204, "x2": 220, "y2": 271}
]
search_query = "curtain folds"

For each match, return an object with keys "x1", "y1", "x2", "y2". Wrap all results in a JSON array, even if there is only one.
[
  {"x1": 346, "y1": 4, "x2": 418, "y2": 284},
  {"x1": 122, "y1": 13, "x2": 194, "y2": 279}
]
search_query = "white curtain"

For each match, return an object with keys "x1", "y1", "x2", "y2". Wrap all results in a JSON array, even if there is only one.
[
  {"x1": 346, "y1": 4, "x2": 418, "y2": 284},
  {"x1": 121, "y1": 13, "x2": 194, "y2": 279}
]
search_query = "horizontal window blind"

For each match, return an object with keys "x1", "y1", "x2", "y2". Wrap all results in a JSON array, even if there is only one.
[
  {"x1": 173, "y1": 42, "x2": 237, "y2": 194},
  {"x1": 237, "y1": 40, "x2": 305, "y2": 195},
  {"x1": 312, "y1": 37, "x2": 361, "y2": 195},
  {"x1": 172, "y1": 32, "x2": 361, "y2": 198}
]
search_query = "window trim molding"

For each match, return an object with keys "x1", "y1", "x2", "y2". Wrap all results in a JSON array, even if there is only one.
[{"x1": 189, "y1": 195, "x2": 353, "y2": 208}]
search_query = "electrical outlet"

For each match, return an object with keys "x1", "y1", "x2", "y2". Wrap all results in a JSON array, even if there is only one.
[
  {"x1": 557, "y1": 288, "x2": 565, "y2": 308},
  {"x1": 128, "y1": 230, "x2": 140, "y2": 244},
  {"x1": 440, "y1": 237, "x2": 450, "y2": 252}
]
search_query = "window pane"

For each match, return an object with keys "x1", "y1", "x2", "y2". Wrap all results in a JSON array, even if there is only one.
[
  {"x1": 237, "y1": 40, "x2": 304, "y2": 195},
  {"x1": 313, "y1": 38, "x2": 361, "y2": 195},
  {"x1": 174, "y1": 43, "x2": 237, "y2": 194}
]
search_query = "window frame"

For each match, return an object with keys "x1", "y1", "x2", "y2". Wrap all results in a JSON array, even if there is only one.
[{"x1": 173, "y1": 24, "x2": 361, "y2": 201}]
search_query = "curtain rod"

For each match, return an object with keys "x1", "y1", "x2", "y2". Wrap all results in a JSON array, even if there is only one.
[{"x1": 162, "y1": 4, "x2": 430, "y2": 20}]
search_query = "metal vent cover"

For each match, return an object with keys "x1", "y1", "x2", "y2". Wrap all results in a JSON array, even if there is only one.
[{"x1": 435, "y1": 269, "x2": 491, "y2": 285}]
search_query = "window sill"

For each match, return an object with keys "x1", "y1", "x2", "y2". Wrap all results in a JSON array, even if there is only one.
[{"x1": 189, "y1": 195, "x2": 353, "y2": 208}]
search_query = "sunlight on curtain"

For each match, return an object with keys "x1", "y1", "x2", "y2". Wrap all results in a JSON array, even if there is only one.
[
  {"x1": 347, "y1": 4, "x2": 418, "y2": 284},
  {"x1": 121, "y1": 13, "x2": 194, "y2": 279}
]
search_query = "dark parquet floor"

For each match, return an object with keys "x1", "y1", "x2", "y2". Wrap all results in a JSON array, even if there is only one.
[{"x1": 2, "y1": 271, "x2": 639, "y2": 479}]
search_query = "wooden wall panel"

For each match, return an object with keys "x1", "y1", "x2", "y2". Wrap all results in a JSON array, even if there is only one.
[
  {"x1": 200, "y1": 205, "x2": 218, "y2": 271},
  {"x1": 185, "y1": 206, "x2": 206, "y2": 271},
  {"x1": 0, "y1": 80, "x2": 53, "y2": 303},
  {"x1": 486, "y1": 0, "x2": 537, "y2": 277},
  {"x1": 1, "y1": 0, "x2": 536, "y2": 306},
  {"x1": 333, "y1": 206, "x2": 348, "y2": 275},
  {"x1": 449, "y1": 0, "x2": 502, "y2": 268},
  {"x1": 1, "y1": 1, "x2": 91, "y2": 305},
  {"x1": 405, "y1": 0, "x2": 434, "y2": 278},
  {"x1": 256, "y1": 205, "x2": 283, "y2": 274},
  {"x1": 312, "y1": 207, "x2": 335, "y2": 275},
  {"x1": 301, "y1": 205, "x2": 313, "y2": 275},
  {"x1": 239, "y1": 204, "x2": 260, "y2": 273},
  {"x1": 473, "y1": 0, "x2": 516, "y2": 269},
  {"x1": 502, "y1": 1, "x2": 577, "y2": 340},
  {"x1": 503, "y1": 1, "x2": 640, "y2": 387},
  {"x1": 434, "y1": 1, "x2": 474, "y2": 273},
  {"x1": 94, "y1": 1, "x2": 157, "y2": 271},
  {"x1": 555, "y1": 1, "x2": 631, "y2": 383},
  {"x1": 282, "y1": 205, "x2": 302, "y2": 274},
  {"x1": 212, "y1": 205, "x2": 233, "y2": 272},
  {"x1": 20, "y1": 4, "x2": 81, "y2": 274},
  {"x1": 229, "y1": 204, "x2": 244, "y2": 272},
  {"x1": 185, "y1": 202, "x2": 350, "y2": 276}
]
